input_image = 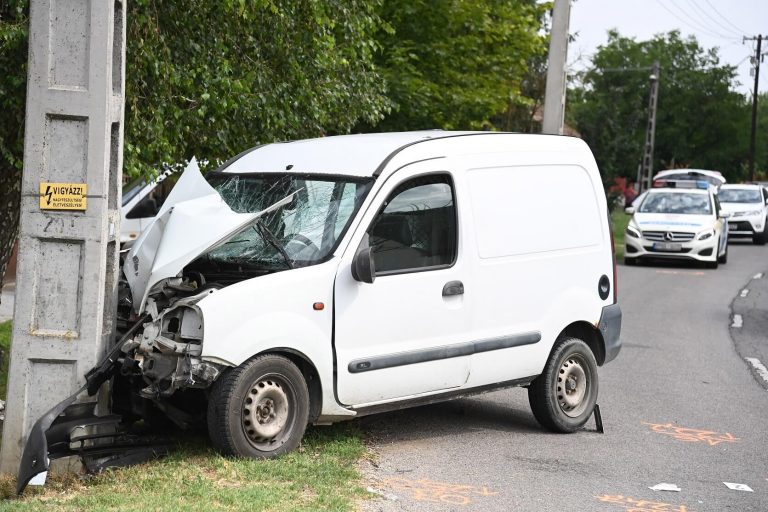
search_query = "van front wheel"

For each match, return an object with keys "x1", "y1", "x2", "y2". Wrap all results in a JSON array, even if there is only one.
[
  {"x1": 207, "y1": 354, "x2": 309, "y2": 458},
  {"x1": 528, "y1": 338, "x2": 598, "y2": 433}
]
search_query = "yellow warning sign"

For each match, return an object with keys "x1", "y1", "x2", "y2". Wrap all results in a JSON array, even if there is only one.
[{"x1": 39, "y1": 182, "x2": 87, "y2": 211}]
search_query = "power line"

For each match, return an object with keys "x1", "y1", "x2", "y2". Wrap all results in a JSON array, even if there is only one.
[
  {"x1": 683, "y1": 0, "x2": 742, "y2": 38},
  {"x1": 656, "y1": 0, "x2": 741, "y2": 42},
  {"x1": 702, "y1": 0, "x2": 748, "y2": 35}
]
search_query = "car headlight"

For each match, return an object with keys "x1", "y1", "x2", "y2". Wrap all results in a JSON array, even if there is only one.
[
  {"x1": 625, "y1": 226, "x2": 640, "y2": 238},
  {"x1": 698, "y1": 229, "x2": 715, "y2": 241}
]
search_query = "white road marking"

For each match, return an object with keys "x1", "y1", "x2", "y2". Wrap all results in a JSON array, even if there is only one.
[
  {"x1": 753, "y1": 272, "x2": 763, "y2": 279},
  {"x1": 723, "y1": 482, "x2": 753, "y2": 492},
  {"x1": 745, "y1": 358, "x2": 768, "y2": 386},
  {"x1": 740, "y1": 289, "x2": 750, "y2": 297},
  {"x1": 731, "y1": 314, "x2": 743, "y2": 328}
]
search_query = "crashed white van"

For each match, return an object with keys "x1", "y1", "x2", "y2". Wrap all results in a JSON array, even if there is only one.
[{"x1": 19, "y1": 132, "x2": 621, "y2": 487}]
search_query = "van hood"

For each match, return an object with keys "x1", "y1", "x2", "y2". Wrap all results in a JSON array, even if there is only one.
[
  {"x1": 124, "y1": 159, "x2": 295, "y2": 314},
  {"x1": 633, "y1": 212, "x2": 711, "y2": 233}
]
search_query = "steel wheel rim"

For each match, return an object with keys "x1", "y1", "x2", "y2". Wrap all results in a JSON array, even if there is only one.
[
  {"x1": 555, "y1": 355, "x2": 590, "y2": 418},
  {"x1": 242, "y1": 376, "x2": 293, "y2": 448}
]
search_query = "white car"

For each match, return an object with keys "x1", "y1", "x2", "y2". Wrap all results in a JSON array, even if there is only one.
[
  {"x1": 718, "y1": 184, "x2": 768, "y2": 245},
  {"x1": 121, "y1": 169, "x2": 179, "y2": 247},
  {"x1": 624, "y1": 182, "x2": 729, "y2": 268}
]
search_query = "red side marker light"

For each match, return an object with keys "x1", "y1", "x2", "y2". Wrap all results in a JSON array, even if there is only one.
[{"x1": 313, "y1": 302, "x2": 325, "y2": 311}]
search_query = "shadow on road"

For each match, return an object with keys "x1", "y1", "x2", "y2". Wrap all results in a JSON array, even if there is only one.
[{"x1": 354, "y1": 394, "x2": 545, "y2": 444}]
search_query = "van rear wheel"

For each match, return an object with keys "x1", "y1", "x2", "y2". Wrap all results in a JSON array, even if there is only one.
[
  {"x1": 207, "y1": 354, "x2": 309, "y2": 458},
  {"x1": 528, "y1": 338, "x2": 598, "y2": 433}
]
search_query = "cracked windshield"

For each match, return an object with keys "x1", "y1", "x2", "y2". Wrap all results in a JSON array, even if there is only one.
[{"x1": 198, "y1": 173, "x2": 372, "y2": 274}]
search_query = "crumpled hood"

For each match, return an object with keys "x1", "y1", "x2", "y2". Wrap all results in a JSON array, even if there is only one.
[
  {"x1": 633, "y1": 213, "x2": 711, "y2": 233},
  {"x1": 124, "y1": 159, "x2": 260, "y2": 313}
]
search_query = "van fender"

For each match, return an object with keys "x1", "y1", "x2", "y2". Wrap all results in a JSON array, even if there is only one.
[
  {"x1": 539, "y1": 286, "x2": 607, "y2": 365},
  {"x1": 198, "y1": 300, "x2": 354, "y2": 419}
]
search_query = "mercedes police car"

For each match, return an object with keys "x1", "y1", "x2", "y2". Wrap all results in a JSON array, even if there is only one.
[
  {"x1": 718, "y1": 183, "x2": 768, "y2": 245},
  {"x1": 624, "y1": 180, "x2": 729, "y2": 268}
]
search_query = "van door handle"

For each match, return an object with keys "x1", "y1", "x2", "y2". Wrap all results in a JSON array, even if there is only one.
[{"x1": 442, "y1": 280, "x2": 464, "y2": 297}]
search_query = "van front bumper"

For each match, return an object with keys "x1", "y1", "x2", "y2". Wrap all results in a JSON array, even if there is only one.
[{"x1": 598, "y1": 303, "x2": 622, "y2": 364}]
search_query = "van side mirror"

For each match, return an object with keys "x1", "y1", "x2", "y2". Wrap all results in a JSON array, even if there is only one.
[
  {"x1": 624, "y1": 206, "x2": 635, "y2": 215},
  {"x1": 351, "y1": 247, "x2": 376, "y2": 283},
  {"x1": 719, "y1": 211, "x2": 731, "y2": 219}
]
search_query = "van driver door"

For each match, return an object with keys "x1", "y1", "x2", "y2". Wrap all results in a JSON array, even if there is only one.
[{"x1": 333, "y1": 166, "x2": 472, "y2": 406}]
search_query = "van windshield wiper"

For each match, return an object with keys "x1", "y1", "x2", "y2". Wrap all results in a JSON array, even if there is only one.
[{"x1": 254, "y1": 221, "x2": 293, "y2": 269}]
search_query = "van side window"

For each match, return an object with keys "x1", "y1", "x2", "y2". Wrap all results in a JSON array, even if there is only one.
[{"x1": 368, "y1": 174, "x2": 457, "y2": 274}]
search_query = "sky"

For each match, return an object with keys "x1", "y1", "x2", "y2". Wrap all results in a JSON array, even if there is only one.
[{"x1": 568, "y1": 0, "x2": 768, "y2": 95}]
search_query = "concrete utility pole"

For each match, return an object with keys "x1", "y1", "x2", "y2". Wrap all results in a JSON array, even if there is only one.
[
  {"x1": 0, "y1": 0, "x2": 126, "y2": 476},
  {"x1": 542, "y1": 0, "x2": 571, "y2": 135},
  {"x1": 639, "y1": 61, "x2": 660, "y2": 194},
  {"x1": 745, "y1": 35, "x2": 763, "y2": 182}
]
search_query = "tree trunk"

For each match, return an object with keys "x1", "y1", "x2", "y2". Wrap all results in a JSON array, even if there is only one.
[{"x1": 0, "y1": 164, "x2": 21, "y2": 305}]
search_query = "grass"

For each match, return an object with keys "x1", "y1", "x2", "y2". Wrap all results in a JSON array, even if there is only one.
[
  {"x1": 0, "y1": 319, "x2": 368, "y2": 511},
  {"x1": 0, "y1": 426, "x2": 368, "y2": 511},
  {"x1": 611, "y1": 209, "x2": 631, "y2": 261},
  {"x1": 0, "y1": 321, "x2": 11, "y2": 400}
]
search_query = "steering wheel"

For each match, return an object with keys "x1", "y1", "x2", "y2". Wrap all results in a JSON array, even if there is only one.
[{"x1": 284, "y1": 234, "x2": 320, "y2": 255}]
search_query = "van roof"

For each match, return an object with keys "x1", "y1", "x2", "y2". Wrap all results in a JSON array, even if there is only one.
[{"x1": 220, "y1": 131, "x2": 584, "y2": 178}]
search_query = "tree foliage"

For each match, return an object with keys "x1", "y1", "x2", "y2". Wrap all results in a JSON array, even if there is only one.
[
  {"x1": 125, "y1": 0, "x2": 389, "y2": 178},
  {"x1": 570, "y1": 31, "x2": 751, "y2": 184},
  {"x1": 0, "y1": 0, "x2": 27, "y2": 293},
  {"x1": 0, "y1": 0, "x2": 389, "y2": 290},
  {"x1": 369, "y1": 0, "x2": 548, "y2": 131}
]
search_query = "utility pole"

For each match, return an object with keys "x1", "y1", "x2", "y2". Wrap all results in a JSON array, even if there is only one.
[
  {"x1": 745, "y1": 35, "x2": 762, "y2": 182},
  {"x1": 542, "y1": 0, "x2": 571, "y2": 135},
  {"x1": 639, "y1": 61, "x2": 661, "y2": 194},
  {"x1": 0, "y1": 0, "x2": 126, "y2": 475}
]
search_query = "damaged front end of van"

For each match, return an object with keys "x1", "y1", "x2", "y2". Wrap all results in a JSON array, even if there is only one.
[{"x1": 16, "y1": 160, "x2": 312, "y2": 493}]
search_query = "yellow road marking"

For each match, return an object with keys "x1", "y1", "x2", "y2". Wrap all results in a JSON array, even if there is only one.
[
  {"x1": 383, "y1": 477, "x2": 498, "y2": 505},
  {"x1": 642, "y1": 422, "x2": 740, "y2": 446},
  {"x1": 596, "y1": 494, "x2": 693, "y2": 511},
  {"x1": 655, "y1": 270, "x2": 706, "y2": 276}
]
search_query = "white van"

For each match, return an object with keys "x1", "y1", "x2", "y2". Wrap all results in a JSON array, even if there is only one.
[{"x1": 23, "y1": 132, "x2": 621, "y2": 476}]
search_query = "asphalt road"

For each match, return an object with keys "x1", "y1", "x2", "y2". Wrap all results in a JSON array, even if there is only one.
[{"x1": 358, "y1": 242, "x2": 768, "y2": 512}]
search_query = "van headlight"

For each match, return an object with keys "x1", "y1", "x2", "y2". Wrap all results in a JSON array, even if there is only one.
[
  {"x1": 625, "y1": 226, "x2": 640, "y2": 238},
  {"x1": 697, "y1": 229, "x2": 715, "y2": 241}
]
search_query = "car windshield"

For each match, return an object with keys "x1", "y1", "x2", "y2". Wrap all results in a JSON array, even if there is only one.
[
  {"x1": 196, "y1": 173, "x2": 372, "y2": 271},
  {"x1": 718, "y1": 189, "x2": 762, "y2": 203},
  {"x1": 639, "y1": 192, "x2": 712, "y2": 215}
]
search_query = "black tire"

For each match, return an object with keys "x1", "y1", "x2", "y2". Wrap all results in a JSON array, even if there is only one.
[
  {"x1": 753, "y1": 230, "x2": 767, "y2": 245},
  {"x1": 624, "y1": 256, "x2": 636, "y2": 266},
  {"x1": 207, "y1": 354, "x2": 309, "y2": 458},
  {"x1": 528, "y1": 337, "x2": 599, "y2": 433},
  {"x1": 718, "y1": 243, "x2": 728, "y2": 264}
]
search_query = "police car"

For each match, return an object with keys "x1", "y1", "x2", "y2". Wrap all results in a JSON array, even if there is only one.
[
  {"x1": 718, "y1": 184, "x2": 768, "y2": 245},
  {"x1": 624, "y1": 180, "x2": 729, "y2": 268}
]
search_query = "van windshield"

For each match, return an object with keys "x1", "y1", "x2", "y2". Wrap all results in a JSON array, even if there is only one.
[
  {"x1": 197, "y1": 173, "x2": 372, "y2": 272},
  {"x1": 639, "y1": 192, "x2": 712, "y2": 215}
]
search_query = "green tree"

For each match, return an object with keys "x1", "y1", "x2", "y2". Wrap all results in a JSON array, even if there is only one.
[
  {"x1": 570, "y1": 30, "x2": 750, "y2": 184},
  {"x1": 0, "y1": 0, "x2": 27, "y2": 297},
  {"x1": 0, "y1": 0, "x2": 389, "y2": 293},
  {"x1": 369, "y1": 0, "x2": 548, "y2": 131}
]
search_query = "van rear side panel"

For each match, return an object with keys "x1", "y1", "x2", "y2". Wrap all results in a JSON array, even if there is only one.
[
  {"x1": 467, "y1": 165, "x2": 602, "y2": 258},
  {"x1": 459, "y1": 159, "x2": 610, "y2": 387}
]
